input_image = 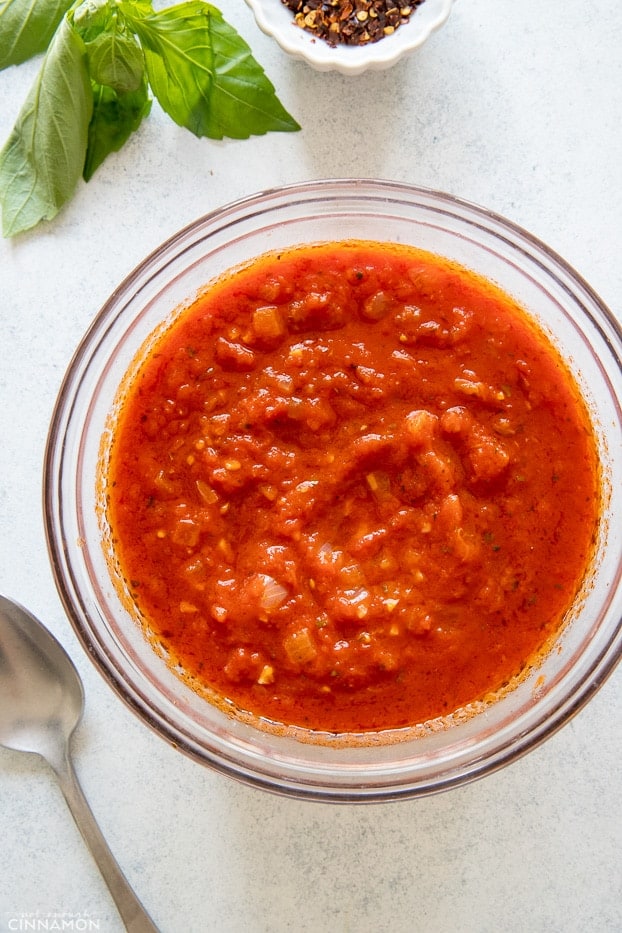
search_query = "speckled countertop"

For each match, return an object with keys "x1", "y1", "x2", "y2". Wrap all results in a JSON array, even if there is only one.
[{"x1": 1, "y1": 1, "x2": 621, "y2": 931}]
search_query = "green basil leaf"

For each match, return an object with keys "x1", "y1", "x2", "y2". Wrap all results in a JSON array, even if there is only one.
[
  {"x1": 72, "y1": 0, "x2": 116, "y2": 42},
  {"x1": 120, "y1": 0, "x2": 153, "y2": 17},
  {"x1": 0, "y1": 17, "x2": 93, "y2": 236},
  {"x1": 0, "y1": 0, "x2": 73, "y2": 69},
  {"x1": 86, "y1": 30, "x2": 144, "y2": 93},
  {"x1": 120, "y1": 0, "x2": 300, "y2": 140},
  {"x1": 83, "y1": 75, "x2": 151, "y2": 180}
]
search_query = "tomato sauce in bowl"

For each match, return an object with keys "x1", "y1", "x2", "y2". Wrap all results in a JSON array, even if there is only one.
[{"x1": 105, "y1": 240, "x2": 600, "y2": 734}]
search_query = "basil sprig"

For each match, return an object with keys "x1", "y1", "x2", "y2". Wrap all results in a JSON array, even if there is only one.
[{"x1": 0, "y1": 0, "x2": 300, "y2": 236}]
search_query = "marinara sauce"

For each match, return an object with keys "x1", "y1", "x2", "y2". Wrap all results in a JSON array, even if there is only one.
[{"x1": 106, "y1": 241, "x2": 600, "y2": 733}]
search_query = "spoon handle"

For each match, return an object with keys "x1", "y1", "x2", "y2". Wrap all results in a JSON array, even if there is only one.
[{"x1": 50, "y1": 746, "x2": 159, "y2": 933}]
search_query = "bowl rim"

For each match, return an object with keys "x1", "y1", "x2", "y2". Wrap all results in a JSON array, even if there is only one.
[
  {"x1": 43, "y1": 178, "x2": 622, "y2": 802},
  {"x1": 243, "y1": 0, "x2": 455, "y2": 74}
]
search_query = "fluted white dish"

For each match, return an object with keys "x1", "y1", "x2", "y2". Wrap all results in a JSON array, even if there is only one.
[{"x1": 244, "y1": 0, "x2": 454, "y2": 74}]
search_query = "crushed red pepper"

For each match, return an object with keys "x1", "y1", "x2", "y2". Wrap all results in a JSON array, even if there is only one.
[
  {"x1": 106, "y1": 241, "x2": 600, "y2": 734},
  {"x1": 281, "y1": 0, "x2": 425, "y2": 46}
]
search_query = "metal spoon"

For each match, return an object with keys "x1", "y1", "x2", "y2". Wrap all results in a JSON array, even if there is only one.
[{"x1": 0, "y1": 594, "x2": 159, "y2": 932}]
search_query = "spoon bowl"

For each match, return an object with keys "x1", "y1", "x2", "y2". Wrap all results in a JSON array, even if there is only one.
[
  {"x1": 0, "y1": 594, "x2": 158, "y2": 932},
  {"x1": 0, "y1": 595, "x2": 83, "y2": 759}
]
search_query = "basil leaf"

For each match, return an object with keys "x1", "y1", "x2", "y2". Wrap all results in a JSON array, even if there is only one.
[
  {"x1": 120, "y1": 0, "x2": 300, "y2": 140},
  {"x1": 86, "y1": 30, "x2": 144, "y2": 93},
  {"x1": 72, "y1": 0, "x2": 116, "y2": 42},
  {"x1": 0, "y1": 0, "x2": 73, "y2": 69},
  {"x1": 84, "y1": 75, "x2": 151, "y2": 180},
  {"x1": 0, "y1": 17, "x2": 93, "y2": 236}
]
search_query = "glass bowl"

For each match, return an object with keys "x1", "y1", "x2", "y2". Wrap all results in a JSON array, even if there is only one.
[
  {"x1": 243, "y1": 0, "x2": 454, "y2": 75},
  {"x1": 44, "y1": 179, "x2": 622, "y2": 802}
]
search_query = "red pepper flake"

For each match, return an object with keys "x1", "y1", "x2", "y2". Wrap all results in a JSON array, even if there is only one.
[{"x1": 281, "y1": 0, "x2": 425, "y2": 47}]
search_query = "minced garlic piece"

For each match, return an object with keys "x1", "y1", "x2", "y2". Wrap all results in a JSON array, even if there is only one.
[{"x1": 257, "y1": 664, "x2": 275, "y2": 685}]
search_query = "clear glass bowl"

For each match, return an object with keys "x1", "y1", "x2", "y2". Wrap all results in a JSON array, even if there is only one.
[
  {"x1": 44, "y1": 179, "x2": 622, "y2": 802},
  {"x1": 243, "y1": 0, "x2": 454, "y2": 75}
]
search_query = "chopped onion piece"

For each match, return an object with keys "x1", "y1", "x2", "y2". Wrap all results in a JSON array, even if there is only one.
[
  {"x1": 259, "y1": 575, "x2": 288, "y2": 610},
  {"x1": 196, "y1": 479, "x2": 219, "y2": 504}
]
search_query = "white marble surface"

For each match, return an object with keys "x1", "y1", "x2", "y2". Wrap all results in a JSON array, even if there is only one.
[{"x1": 1, "y1": 1, "x2": 621, "y2": 931}]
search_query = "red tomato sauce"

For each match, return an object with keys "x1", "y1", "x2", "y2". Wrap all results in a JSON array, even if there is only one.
[{"x1": 106, "y1": 242, "x2": 600, "y2": 733}]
